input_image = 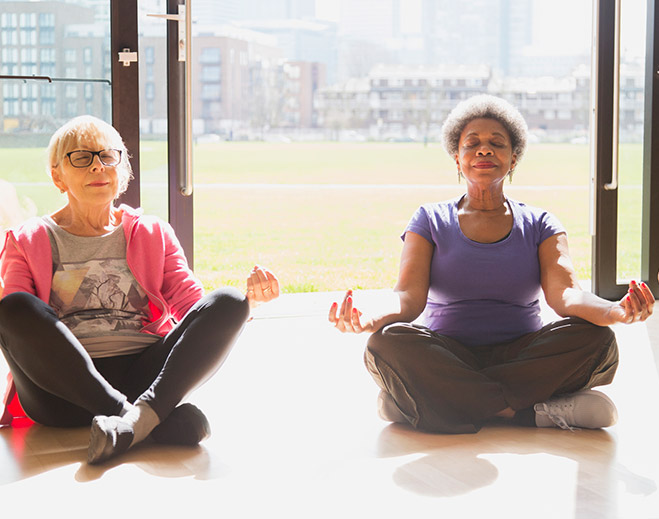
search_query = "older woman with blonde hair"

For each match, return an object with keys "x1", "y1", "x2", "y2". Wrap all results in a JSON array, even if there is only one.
[
  {"x1": 330, "y1": 94, "x2": 654, "y2": 433},
  {"x1": 0, "y1": 115, "x2": 279, "y2": 463}
]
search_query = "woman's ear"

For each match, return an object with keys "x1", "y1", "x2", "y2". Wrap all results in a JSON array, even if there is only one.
[{"x1": 51, "y1": 167, "x2": 66, "y2": 194}]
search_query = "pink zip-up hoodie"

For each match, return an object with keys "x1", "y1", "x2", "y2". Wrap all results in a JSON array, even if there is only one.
[{"x1": 0, "y1": 204, "x2": 204, "y2": 425}]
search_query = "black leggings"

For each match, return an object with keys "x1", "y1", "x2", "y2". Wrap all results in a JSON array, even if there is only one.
[
  {"x1": 0, "y1": 288, "x2": 250, "y2": 427},
  {"x1": 365, "y1": 318, "x2": 619, "y2": 434}
]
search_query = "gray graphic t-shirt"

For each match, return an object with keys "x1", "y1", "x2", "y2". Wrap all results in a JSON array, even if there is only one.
[{"x1": 44, "y1": 216, "x2": 158, "y2": 358}]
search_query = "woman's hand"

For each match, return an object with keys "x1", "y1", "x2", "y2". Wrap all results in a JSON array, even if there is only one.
[
  {"x1": 246, "y1": 265, "x2": 279, "y2": 308},
  {"x1": 329, "y1": 289, "x2": 375, "y2": 334},
  {"x1": 609, "y1": 280, "x2": 655, "y2": 324}
]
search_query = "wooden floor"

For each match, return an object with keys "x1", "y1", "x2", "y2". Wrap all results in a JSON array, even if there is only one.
[{"x1": 1, "y1": 290, "x2": 658, "y2": 518}]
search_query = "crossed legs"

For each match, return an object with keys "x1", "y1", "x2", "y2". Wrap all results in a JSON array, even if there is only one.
[
  {"x1": 365, "y1": 318, "x2": 618, "y2": 433},
  {"x1": 0, "y1": 288, "x2": 250, "y2": 462}
]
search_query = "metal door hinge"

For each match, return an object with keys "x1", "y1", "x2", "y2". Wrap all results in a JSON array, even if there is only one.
[{"x1": 118, "y1": 48, "x2": 138, "y2": 67}]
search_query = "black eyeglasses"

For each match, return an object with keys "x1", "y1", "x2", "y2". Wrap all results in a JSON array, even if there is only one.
[{"x1": 65, "y1": 149, "x2": 122, "y2": 168}]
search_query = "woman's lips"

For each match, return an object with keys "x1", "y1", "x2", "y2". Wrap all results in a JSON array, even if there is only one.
[{"x1": 473, "y1": 162, "x2": 496, "y2": 168}]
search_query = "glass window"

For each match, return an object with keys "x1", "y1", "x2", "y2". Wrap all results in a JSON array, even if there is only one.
[
  {"x1": 20, "y1": 64, "x2": 37, "y2": 75},
  {"x1": 1, "y1": 27, "x2": 18, "y2": 45},
  {"x1": 1, "y1": 14, "x2": 18, "y2": 27},
  {"x1": 201, "y1": 83, "x2": 221, "y2": 99},
  {"x1": 38, "y1": 13, "x2": 55, "y2": 27},
  {"x1": 20, "y1": 28, "x2": 36, "y2": 45},
  {"x1": 19, "y1": 13, "x2": 36, "y2": 27},
  {"x1": 200, "y1": 47, "x2": 221, "y2": 63},
  {"x1": 144, "y1": 46, "x2": 155, "y2": 64},
  {"x1": 40, "y1": 63, "x2": 55, "y2": 76},
  {"x1": 39, "y1": 27, "x2": 55, "y2": 45},
  {"x1": 1, "y1": 0, "x2": 112, "y2": 238},
  {"x1": 201, "y1": 66, "x2": 222, "y2": 81}
]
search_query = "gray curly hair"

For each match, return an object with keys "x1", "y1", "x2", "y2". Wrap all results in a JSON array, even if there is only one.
[{"x1": 441, "y1": 94, "x2": 528, "y2": 162}]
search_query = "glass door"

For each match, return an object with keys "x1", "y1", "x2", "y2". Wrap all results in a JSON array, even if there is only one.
[
  {"x1": 0, "y1": 0, "x2": 140, "y2": 228},
  {"x1": 138, "y1": 0, "x2": 194, "y2": 266},
  {"x1": 0, "y1": 1, "x2": 112, "y2": 223},
  {"x1": 592, "y1": 0, "x2": 659, "y2": 298}
]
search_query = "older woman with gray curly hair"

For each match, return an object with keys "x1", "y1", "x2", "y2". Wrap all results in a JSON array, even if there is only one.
[
  {"x1": 0, "y1": 115, "x2": 279, "y2": 463},
  {"x1": 329, "y1": 94, "x2": 654, "y2": 434}
]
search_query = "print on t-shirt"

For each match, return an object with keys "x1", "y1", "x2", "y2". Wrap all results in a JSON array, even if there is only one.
[{"x1": 50, "y1": 258, "x2": 150, "y2": 338}]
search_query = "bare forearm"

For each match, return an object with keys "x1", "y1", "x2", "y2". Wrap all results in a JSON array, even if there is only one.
[
  {"x1": 552, "y1": 288, "x2": 618, "y2": 326},
  {"x1": 367, "y1": 290, "x2": 425, "y2": 331}
]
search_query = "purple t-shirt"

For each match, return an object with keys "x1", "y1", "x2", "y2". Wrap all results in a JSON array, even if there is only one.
[{"x1": 404, "y1": 196, "x2": 565, "y2": 347}]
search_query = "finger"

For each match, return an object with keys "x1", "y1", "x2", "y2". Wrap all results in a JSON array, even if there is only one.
[
  {"x1": 265, "y1": 270, "x2": 280, "y2": 299},
  {"x1": 629, "y1": 282, "x2": 649, "y2": 318},
  {"x1": 637, "y1": 281, "x2": 655, "y2": 307},
  {"x1": 639, "y1": 282, "x2": 655, "y2": 315},
  {"x1": 249, "y1": 266, "x2": 273, "y2": 301},
  {"x1": 625, "y1": 292, "x2": 639, "y2": 322},
  {"x1": 632, "y1": 287, "x2": 653, "y2": 322},
  {"x1": 624, "y1": 296, "x2": 635, "y2": 322},
  {"x1": 247, "y1": 272, "x2": 264, "y2": 300},
  {"x1": 343, "y1": 295, "x2": 354, "y2": 331},
  {"x1": 331, "y1": 302, "x2": 347, "y2": 332},
  {"x1": 246, "y1": 274, "x2": 256, "y2": 299},
  {"x1": 338, "y1": 290, "x2": 350, "y2": 319},
  {"x1": 253, "y1": 266, "x2": 270, "y2": 295},
  {"x1": 351, "y1": 307, "x2": 363, "y2": 333},
  {"x1": 329, "y1": 301, "x2": 339, "y2": 324},
  {"x1": 640, "y1": 281, "x2": 656, "y2": 302}
]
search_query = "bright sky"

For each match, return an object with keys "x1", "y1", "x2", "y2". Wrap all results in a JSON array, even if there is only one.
[{"x1": 315, "y1": 0, "x2": 646, "y2": 57}]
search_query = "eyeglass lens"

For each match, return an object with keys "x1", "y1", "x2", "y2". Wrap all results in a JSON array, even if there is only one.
[{"x1": 68, "y1": 150, "x2": 121, "y2": 168}]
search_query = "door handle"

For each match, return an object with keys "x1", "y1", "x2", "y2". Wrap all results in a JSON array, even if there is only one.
[
  {"x1": 604, "y1": 0, "x2": 621, "y2": 191},
  {"x1": 148, "y1": 2, "x2": 193, "y2": 196}
]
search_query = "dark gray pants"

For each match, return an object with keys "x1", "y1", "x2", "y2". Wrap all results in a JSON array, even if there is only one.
[
  {"x1": 365, "y1": 318, "x2": 619, "y2": 434},
  {"x1": 0, "y1": 288, "x2": 249, "y2": 427}
]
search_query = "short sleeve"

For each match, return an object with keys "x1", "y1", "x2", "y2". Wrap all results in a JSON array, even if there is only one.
[
  {"x1": 538, "y1": 210, "x2": 566, "y2": 244},
  {"x1": 401, "y1": 205, "x2": 433, "y2": 244}
]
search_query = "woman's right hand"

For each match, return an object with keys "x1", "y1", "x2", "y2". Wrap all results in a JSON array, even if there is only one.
[{"x1": 329, "y1": 289, "x2": 374, "y2": 334}]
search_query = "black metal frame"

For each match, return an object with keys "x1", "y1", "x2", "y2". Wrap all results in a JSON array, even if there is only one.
[
  {"x1": 642, "y1": 0, "x2": 659, "y2": 295},
  {"x1": 111, "y1": 0, "x2": 141, "y2": 209},
  {"x1": 166, "y1": 0, "x2": 194, "y2": 267},
  {"x1": 110, "y1": 0, "x2": 193, "y2": 266},
  {"x1": 592, "y1": 0, "x2": 659, "y2": 298},
  {"x1": 591, "y1": 0, "x2": 619, "y2": 299}
]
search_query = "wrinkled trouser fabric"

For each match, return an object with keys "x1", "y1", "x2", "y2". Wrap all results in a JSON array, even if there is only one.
[
  {"x1": 365, "y1": 317, "x2": 618, "y2": 434},
  {"x1": 0, "y1": 288, "x2": 249, "y2": 427}
]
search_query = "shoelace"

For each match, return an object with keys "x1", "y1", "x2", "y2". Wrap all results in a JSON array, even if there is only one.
[{"x1": 534, "y1": 402, "x2": 578, "y2": 431}]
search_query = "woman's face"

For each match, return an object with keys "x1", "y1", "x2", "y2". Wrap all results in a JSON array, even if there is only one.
[
  {"x1": 454, "y1": 117, "x2": 517, "y2": 187},
  {"x1": 51, "y1": 133, "x2": 121, "y2": 209}
]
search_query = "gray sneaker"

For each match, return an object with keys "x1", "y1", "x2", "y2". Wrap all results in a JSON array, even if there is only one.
[{"x1": 534, "y1": 389, "x2": 618, "y2": 431}]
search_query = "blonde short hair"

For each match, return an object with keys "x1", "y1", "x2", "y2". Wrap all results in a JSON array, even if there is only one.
[{"x1": 47, "y1": 115, "x2": 132, "y2": 197}]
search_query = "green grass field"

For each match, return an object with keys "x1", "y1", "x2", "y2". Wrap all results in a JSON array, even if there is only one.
[{"x1": 1, "y1": 141, "x2": 644, "y2": 293}]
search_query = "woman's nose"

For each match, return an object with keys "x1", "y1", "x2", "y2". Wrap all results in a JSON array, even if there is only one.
[{"x1": 90, "y1": 155, "x2": 105, "y2": 170}]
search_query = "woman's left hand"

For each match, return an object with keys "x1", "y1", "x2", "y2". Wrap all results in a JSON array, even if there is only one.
[
  {"x1": 246, "y1": 265, "x2": 279, "y2": 308},
  {"x1": 612, "y1": 280, "x2": 655, "y2": 324}
]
